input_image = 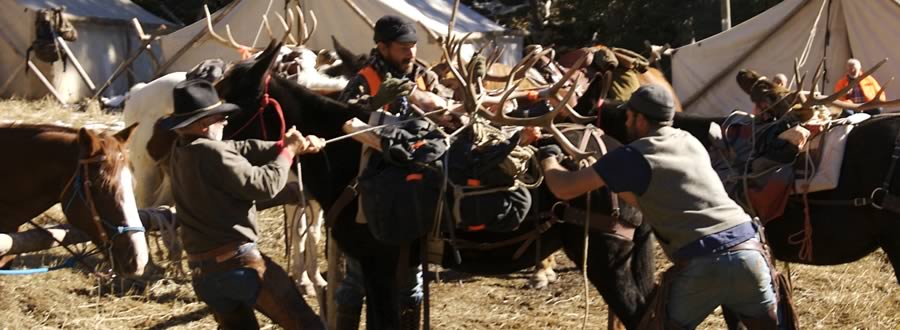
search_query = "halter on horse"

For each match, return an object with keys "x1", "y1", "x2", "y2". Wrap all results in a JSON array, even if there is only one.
[{"x1": 0, "y1": 124, "x2": 148, "y2": 276}]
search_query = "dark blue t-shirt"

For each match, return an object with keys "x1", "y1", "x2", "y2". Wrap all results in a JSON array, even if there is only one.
[
  {"x1": 590, "y1": 144, "x2": 757, "y2": 256},
  {"x1": 591, "y1": 145, "x2": 652, "y2": 195}
]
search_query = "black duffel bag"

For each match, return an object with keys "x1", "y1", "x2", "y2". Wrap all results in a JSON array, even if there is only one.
[{"x1": 358, "y1": 119, "x2": 447, "y2": 245}]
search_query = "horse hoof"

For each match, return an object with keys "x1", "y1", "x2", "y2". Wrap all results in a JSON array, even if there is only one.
[
  {"x1": 299, "y1": 283, "x2": 318, "y2": 297},
  {"x1": 546, "y1": 269, "x2": 559, "y2": 283},
  {"x1": 529, "y1": 275, "x2": 549, "y2": 289}
]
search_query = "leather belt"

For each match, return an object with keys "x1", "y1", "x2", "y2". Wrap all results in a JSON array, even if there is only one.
[{"x1": 187, "y1": 242, "x2": 255, "y2": 263}]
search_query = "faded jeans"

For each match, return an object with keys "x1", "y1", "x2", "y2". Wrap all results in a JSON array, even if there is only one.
[
  {"x1": 667, "y1": 239, "x2": 777, "y2": 329},
  {"x1": 335, "y1": 256, "x2": 423, "y2": 308}
]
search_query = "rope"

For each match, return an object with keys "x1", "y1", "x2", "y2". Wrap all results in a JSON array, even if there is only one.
[
  {"x1": 0, "y1": 258, "x2": 76, "y2": 275},
  {"x1": 228, "y1": 75, "x2": 286, "y2": 140},
  {"x1": 581, "y1": 192, "x2": 591, "y2": 329},
  {"x1": 789, "y1": 0, "x2": 829, "y2": 90}
]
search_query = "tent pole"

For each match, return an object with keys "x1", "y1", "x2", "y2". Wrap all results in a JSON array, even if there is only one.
[
  {"x1": 91, "y1": 39, "x2": 152, "y2": 100},
  {"x1": 26, "y1": 60, "x2": 65, "y2": 104},
  {"x1": 56, "y1": 37, "x2": 96, "y2": 91},
  {"x1": 681, "y1": 0, "x2": 812, "y2": 110},
  {"x1": 154, "y1": 0, "x2": 243, "y2": 76},
  {"x1": 342, "y1": 0, "x2": 375, "y2": 29},
  {"x1": 0, "y1": 62, "x2": 25, "y2": 93}
]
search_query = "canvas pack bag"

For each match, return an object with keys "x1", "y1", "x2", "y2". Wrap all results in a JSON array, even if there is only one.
[{"x1": 27, "y1": 7, "x2": 77, "y2": 66}]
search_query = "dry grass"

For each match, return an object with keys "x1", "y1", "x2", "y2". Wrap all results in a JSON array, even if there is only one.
[{"x1": 1, "y1": 99, "x2": 898, "y2": 329}]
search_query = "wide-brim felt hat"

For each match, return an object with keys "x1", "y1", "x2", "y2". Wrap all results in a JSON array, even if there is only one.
[{"x1": 161, "y1": 79, "x2": 241, "y2": 130}]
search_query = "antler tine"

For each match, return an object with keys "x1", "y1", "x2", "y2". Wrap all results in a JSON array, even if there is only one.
[
  {"x1": 204, "y1": 5, "x2": 237, "y2": 48},
  {"x1": 486, "y1": 46, "x2": 504, "y2": 71},
  {"x1": 501, "y1": 47, "x2": 548, "y2": 90},
  {"x1": 225, "y1": 24, "x2": 259, "y2": 52},
  {"x1": 262, "y1": 16, "x2": 274, "y2": 40},
  {"x1": 810, "y1": 58, "x2": 889, "y2": 106},
  {"x1": 292, "y1": 6, "x2": 306, "y2": 44},
  {"x1": 440, "y1": 43, "x2": 469, "y2": 90},
  {"x1": 303, "y1": 10, "x2": 318, "y2": 45},
  {"x1": 545, "y1": 52, "x2": 588, "y2": 98},
  {"x1": 872, "y1": 77, "x2": 893, "y2": 102},
  {"x1": 545, "y1": 120, "x2": 594, "y2": 160},
  {"x1": 792, "y1": 58, "x2": 803, "y2": 90},
  {"x1": 809, "y1": 58, "x2": 826, "y2": 93},
  {"x1": 274, "y1": 12, "x2": 297, "y2": 45},
  {"x1": 280, "y1": 7, "x2": 294, "y2": 44}
]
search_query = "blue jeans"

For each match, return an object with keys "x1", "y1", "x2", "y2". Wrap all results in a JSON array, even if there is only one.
[
  {"x1": 667, "y1": 241, "x2": 777, "y2": 329},
  {"x1": 335, "y1": 256, "x2": 423, "y2": 308},
  {"x1": 191, "y1": 267, "x2": 261, "y2": 313}
]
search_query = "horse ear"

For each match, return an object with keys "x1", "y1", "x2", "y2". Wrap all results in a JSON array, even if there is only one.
[
  {"x1": 332, "y1": 36, "x2": 356, "y2": 65},
  {"x1": 77, "y1": 127, "x2": 101, "y2": 156},
  {"x1": 245, "y1": 40, "x2": 283, "y2": 88},
  {"x1": 113, "y1": 123, "x2": 139, "y2": 144}
]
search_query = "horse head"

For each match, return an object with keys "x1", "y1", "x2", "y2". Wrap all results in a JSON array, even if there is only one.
[{"x1": 65, "y1": 124, "x2": 148, "y2": 276}]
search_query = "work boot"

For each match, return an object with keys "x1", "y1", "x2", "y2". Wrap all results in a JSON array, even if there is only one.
[
  {"x1": 399, "y1": 303, "x2": 421, "y2": 330},
  {"x1": 335, "y1": 303, "x2": 362, "y2": 330}
]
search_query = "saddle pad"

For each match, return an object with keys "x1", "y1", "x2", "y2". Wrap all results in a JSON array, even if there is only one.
[{"x1": 793, "y1": 113, "x2": 869, "y2": 193}]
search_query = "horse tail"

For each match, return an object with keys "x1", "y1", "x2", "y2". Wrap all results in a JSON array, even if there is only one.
[{"x1": 630, "y1": 220, "x2": 655, "y2": 299}]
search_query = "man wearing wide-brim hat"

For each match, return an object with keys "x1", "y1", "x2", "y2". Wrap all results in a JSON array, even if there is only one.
[{"x1": 164, "y1": 79, "x2": 326, "y2": 329}]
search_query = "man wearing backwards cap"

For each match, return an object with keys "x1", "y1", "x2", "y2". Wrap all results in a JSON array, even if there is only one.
[
  {"x1": 537, "y1": 84, "x2": 778, "y2": 329},
  {"x1": 163, "y1": 79, "x2": 326, "y2": 329}
]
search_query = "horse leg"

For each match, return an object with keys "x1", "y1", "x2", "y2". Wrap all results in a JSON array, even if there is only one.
[
  {"x1": 0, "y1": 222, "x2": 22, "y2": 269},
  {"x1": 304, "y1": 201, "x2": 328, "y2": 300},
  {"x1": 559, "y1": 221, "x2": 655, "y2": 330},
  {"x1": 878, "y1": 222, "x2": 900, "y2": 284},
  {"x1": 255, "y1": 254, "x2": 325, "y2": 329},
  {"x1": 530, "y1": 254, "x2": 558, "y2": 289},
  {"x1": 561, "y1": 230, "x2": 645, "y2": 329},
  {"x1": 286, "y1": 202, "x2": 316, "y2": 296}
]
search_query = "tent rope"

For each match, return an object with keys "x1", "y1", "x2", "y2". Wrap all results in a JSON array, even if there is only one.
[{"x1": 789, "y1": 0, "x2": 830, "y2": 90}]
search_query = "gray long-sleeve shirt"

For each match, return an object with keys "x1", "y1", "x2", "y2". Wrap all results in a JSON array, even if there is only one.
[{"x1": 169, "y1": 137, "x2": 291, "y2": 254}]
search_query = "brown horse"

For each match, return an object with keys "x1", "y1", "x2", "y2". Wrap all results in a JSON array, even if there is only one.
[{"x1": 0, "y1": 123, "x2": 148, "y2": 276}]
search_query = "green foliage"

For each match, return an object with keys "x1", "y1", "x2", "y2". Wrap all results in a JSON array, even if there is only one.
[{"x1": 468, "y1": 0, "x2": 783, "y2": 52}]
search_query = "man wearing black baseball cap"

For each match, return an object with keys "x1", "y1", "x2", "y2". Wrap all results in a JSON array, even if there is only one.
[
  {"x1": 537, "y1": 84, "x2": 778, "y2": 329},
  {"x1": 164, "y1": 79, "x2": 327, "y2": 329}
]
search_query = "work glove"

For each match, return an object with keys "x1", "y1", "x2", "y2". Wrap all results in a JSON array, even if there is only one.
[
  {"x1": 369, "y1": 73, "x2": 414, "y2": 110},
  {"x1": 537, "y1": 143, "x2": 563, "y2": 162}
]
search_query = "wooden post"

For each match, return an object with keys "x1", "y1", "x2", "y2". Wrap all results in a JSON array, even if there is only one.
[
  {"x1": 26, "y1": 60, "x2": 66, "y2": 104},
  {"x1": 55, "y1": 36, "x2": 96, "y2": 91},
  {"x1": 0, "y1": 225, "x2": 89, "y2": 256},
  {"x1": 326, "y1": 230, "x2": 345, "y2": 329}
]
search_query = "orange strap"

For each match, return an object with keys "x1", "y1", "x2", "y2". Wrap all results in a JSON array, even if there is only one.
[{"x1": 359, "y1": 66, "x2": 382, "y2": 97}]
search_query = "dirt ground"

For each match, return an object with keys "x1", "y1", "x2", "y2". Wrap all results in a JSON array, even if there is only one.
[{"x1": 1, "y1": 100, "x2": 898, "y2": 329}]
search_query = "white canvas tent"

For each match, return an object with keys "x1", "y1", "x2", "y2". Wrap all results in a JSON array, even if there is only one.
[
  {"x1": 157, "y1": 0, "x2": 523, "y2": 75},
  {"x1": 0, "y1": 0, "x2": 171, "y2": 102},
  {"x1": 672, "y1": 0, "x2": 900, "y2": 116}
]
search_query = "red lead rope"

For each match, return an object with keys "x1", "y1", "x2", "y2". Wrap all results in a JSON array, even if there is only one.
[{"x1": 228, "y1": 75, "x2": 286, "y2": 140}]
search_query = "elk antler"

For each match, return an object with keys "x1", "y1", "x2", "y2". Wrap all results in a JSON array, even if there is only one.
[
  {"x1": 292, "y1": 5, "x2": 318, "y2": 45},
  {"x1": 803, "y1": 58, "x2": 889, "y2": 108},
  {"x1": 205, "y1": 5, "x2": 261, "y2": 52}
]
